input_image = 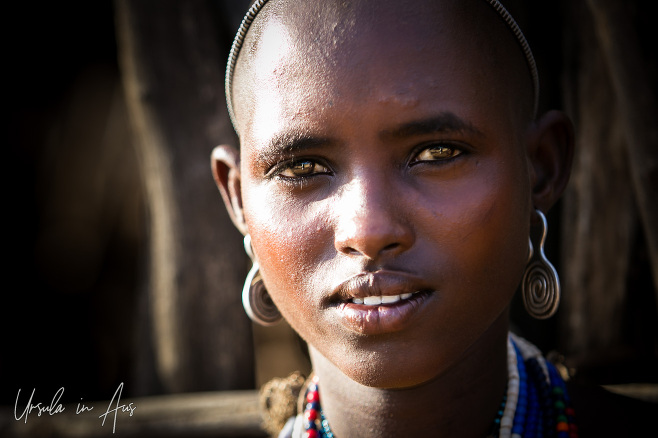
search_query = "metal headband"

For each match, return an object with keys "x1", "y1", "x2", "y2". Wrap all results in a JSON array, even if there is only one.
[{"x1": 225, "y1": 0, "x2": 539, "y2": 130}]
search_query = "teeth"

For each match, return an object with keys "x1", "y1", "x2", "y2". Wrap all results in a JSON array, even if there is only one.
[
  {"x1": 353, "y1": 292, "x2": 420, "y2": 305},
  {"x1": 363, "y1": 296, "x2": 382, "y2": 305},
  {"x1": 381, "y1": 295, "x2": 400, "y2": 304}
]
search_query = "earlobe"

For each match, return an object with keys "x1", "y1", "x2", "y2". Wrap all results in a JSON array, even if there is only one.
[
  {"x1": 527, "y1": 110, "x2": 575, "y2": 213},
  {"x1": 211, "y1": 145, "x2": 248, "y2": 235}
]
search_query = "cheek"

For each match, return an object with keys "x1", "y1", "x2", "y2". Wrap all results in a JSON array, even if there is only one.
[
  {"x1": 433, "y1": 156, "x2": 531, "y2": 309},
  {"x1": 242, "y1": 183, "x2": 331, "y2": 331},
  {"x1": 457, "y1": 195, "x2": 528, "y2": 302}
]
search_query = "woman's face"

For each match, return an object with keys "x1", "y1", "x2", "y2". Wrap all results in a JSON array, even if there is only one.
[{"x1": 234, "y1": 3, "x2": 533, "y2": 388}]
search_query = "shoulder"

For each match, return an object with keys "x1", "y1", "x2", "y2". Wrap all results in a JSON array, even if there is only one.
[{"x1": 567, "y1": 381, "x2": 657, "y2": 437}]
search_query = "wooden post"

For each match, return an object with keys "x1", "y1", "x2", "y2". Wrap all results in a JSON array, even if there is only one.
[
  {"x1": 584, "y1": 0, "x2": 658, "y2": 295},
  {"x1": 560, "y1": 0, "x2": 658, "y2": 369},
  {"x1": 115, "y1": 0, "x2": 254, "y2": 393}
]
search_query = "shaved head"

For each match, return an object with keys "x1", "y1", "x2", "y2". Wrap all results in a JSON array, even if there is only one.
[
  {"x1": 231, "y1": 0, "x2": 536, "y2": 137},
  {"x1": 213, "y1": 0, "x2": 575, "y2": 398}
]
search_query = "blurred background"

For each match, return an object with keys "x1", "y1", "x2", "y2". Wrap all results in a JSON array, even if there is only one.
[{"x1": 2, "y1": 0, "x2": 656, "y2": 435}]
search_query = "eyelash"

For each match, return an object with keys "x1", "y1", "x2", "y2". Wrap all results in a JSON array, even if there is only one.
[
  {"x1": 269, "y1": 142, "x2": 466, "y2": 182},
  {"x1": 268, "y1": 158, "x2": 332, "y2": 181},
  {"x1": 409, "y1": 142, "x2": 465, "y2": 165}
]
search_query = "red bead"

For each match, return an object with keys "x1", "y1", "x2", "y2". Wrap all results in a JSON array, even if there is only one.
[
  {"x1": 565, "y1": 407, "x2": 575, "y2": 416},
  {"x1": 305, "y1": 408, "x2": 318, "y2": 422},
  {"x1": 307, "y1": 390, "x2": 319, "y2": 403},
  {"x1": 557, "y1": 422, "x2": 569, "y2": 432},
  {"x1": 569, "y1": 424, "x2": 578, "y2": 432},
  {"x1": 305, "y1": 430, "x2": 319, "y2": 438}
]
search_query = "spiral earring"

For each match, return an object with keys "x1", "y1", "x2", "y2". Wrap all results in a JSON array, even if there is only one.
[
  {"x1": 522, "y1": 210, "x2": 560, "y2": 319},
  {"x1": 242, "y1": 235, "x2": 282, "y2": 326}
]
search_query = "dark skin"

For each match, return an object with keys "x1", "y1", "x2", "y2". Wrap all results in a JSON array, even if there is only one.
[{"x1": 213, "y1": 0, "x2": 573, "y2": 436}]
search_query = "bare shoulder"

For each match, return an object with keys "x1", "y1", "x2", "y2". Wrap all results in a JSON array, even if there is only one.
[{"x1": 568, "y1": 381, "x2": 657, "y2": 436}]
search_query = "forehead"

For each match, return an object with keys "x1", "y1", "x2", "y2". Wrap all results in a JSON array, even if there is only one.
[{"x1": 232, "y1": 0, "x2": 528, "y2": 141}]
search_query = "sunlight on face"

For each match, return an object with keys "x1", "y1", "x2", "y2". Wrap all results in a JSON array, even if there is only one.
[
  {"x1": 243, "y1": 20, "x2": 295, "y2": 141},
  {"x1": 233, "y1": 0, "x2": 534, "y2": 389}
]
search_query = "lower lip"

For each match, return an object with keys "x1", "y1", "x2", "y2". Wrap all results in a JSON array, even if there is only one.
[{"x1": 335, "y1": 292, "x2": 432, "y2": 335}]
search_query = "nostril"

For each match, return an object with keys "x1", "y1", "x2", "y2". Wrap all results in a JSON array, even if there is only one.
[
  {"x1": 382, "y1": 243, "x2": 400, "y2": 253},
  {"x1": 340, "y1": 242, "x2": 402, "y2": 259}
]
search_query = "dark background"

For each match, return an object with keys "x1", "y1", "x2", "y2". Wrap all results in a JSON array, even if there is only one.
[
  {"x1": 5, "y1": 1, "x2": 139, "y2": 403},
  {"x1": 2, "y1": 0, "x2": 656, "y2": 410}
]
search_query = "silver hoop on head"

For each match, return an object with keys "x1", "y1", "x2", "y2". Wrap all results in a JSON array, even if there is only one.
[
  {"x1": 482, "y1": 0, "x2": 539, "y2": 115},
  {"x1": 225, "y1": 0, "x2": 270, "y2": 129},
  {"x1": 522, "y1": 210, "x2": 560, "y2": 319},
  {"x1": 224, "y1": 0, "x2": 540, "y2": 130},
  {"x1": 242, "y1": 235, "x2": 282, "y2": 326}
]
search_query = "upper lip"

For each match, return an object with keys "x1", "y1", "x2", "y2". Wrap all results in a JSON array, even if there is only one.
[{"x1": 332, "y1": 270, "x2": 431, "y2": 302}]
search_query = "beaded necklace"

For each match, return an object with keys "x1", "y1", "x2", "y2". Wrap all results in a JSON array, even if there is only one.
[{"x1": 300, "y1": 334, "x2": 578, "y2": 438}]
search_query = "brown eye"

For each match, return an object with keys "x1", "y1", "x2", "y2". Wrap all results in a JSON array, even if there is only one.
[
  {"x1": 415, "y1": 145, "x2": 461, "y2": 162},
  {"x1": 279, "y1": 160, "x2": 330, "y2": 178}
]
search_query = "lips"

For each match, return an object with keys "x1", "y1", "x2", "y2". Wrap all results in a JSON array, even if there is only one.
[
  {"x1": 331, "y1": 271, "x2": 434, "y2": 335},
  {"x1": 352, "y1": 291, "x2": 418, "y2": 305}
]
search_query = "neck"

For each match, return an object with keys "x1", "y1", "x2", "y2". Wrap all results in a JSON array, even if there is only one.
[{"x1": 308, "y1": 316, "x2": 510, "y2": 438}]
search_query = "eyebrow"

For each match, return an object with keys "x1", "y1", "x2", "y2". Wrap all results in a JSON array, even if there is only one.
[
  {"x1": 256, "y1": 130, "x2": 335, "y2": 164},
  {"x1": 380, "y1": 112, "x2": 484, "y2": 140},
  {"x1": 254, "y1": 112, "x2": 482, "y2": 164}
]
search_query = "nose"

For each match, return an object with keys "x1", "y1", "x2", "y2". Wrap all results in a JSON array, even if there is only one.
[{"x1": 334, "y1": 176, "x2": 414, "y2": 261}]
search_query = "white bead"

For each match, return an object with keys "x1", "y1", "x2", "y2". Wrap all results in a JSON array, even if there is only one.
[{"x1": 500, "y1": 336, "x2": 519, "y2": 438}]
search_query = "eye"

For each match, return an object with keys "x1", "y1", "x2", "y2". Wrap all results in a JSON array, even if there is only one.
[
  {"x1": 277, "y1": 159, "x2": 331, "y2": 178},
  {"x1": 413, "y1": 144, "x2": 462, "y2": 163}
]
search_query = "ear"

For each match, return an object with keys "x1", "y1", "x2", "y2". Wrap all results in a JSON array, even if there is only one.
[
  {"x1": 526, "y1": 110, "x2": 574, "y2": 213},
  {"x1": 211, "y1": 145, "x2": 248, "y2": 236}
]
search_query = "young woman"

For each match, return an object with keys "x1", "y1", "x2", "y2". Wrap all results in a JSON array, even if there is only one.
[{"x1": 211, "y1": 0, "x2": 652, "y2": 436}]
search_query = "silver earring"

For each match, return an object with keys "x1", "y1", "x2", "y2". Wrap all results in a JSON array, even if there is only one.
[
  {"x1": 522, "y1": 210, "x2": 560, "y2": 319},
  {"x1": 242, "y1": 235, "x2": 282, "y2": 326}
]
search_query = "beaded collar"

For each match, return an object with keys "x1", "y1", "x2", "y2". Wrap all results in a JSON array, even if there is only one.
[{"x1": 300, "y1": 334, "x2": 578, "y2": 438}]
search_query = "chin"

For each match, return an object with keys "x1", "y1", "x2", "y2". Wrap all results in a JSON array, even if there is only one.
[
  {"x1": 349, "y1": 371, "x2": 434, "y2": 390},
  {"x1": 334, "y1": 347, "x2": 448, "y2": 390}
]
